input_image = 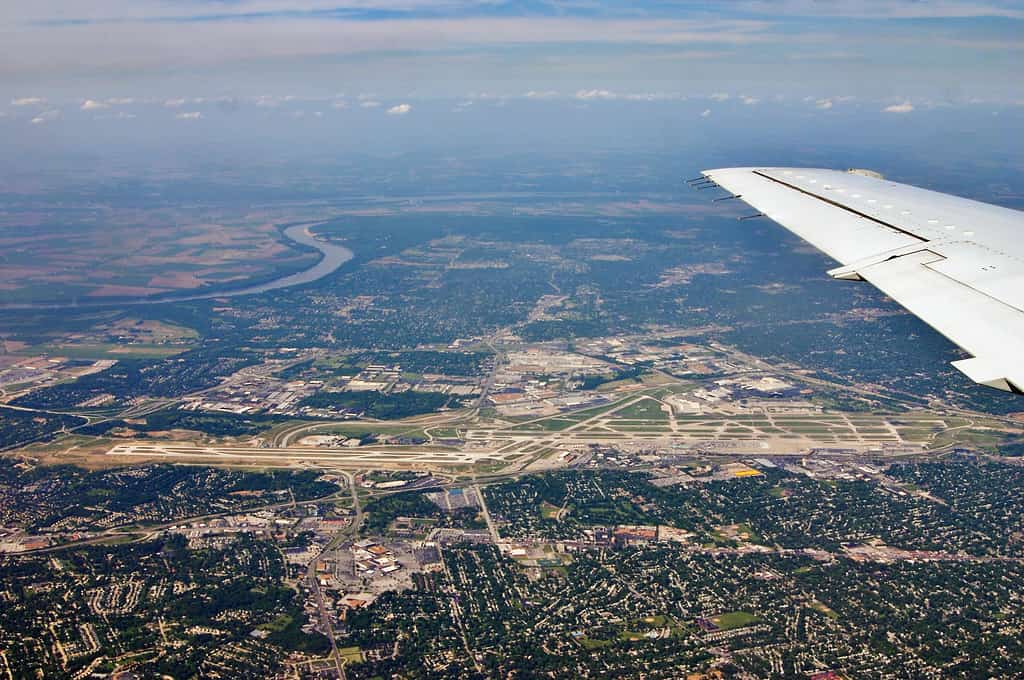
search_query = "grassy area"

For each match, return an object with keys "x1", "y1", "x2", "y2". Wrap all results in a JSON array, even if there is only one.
[
  {"x1": 594, "y1": 372, "x2": 674, "y2": 393},
  {"x1": 618, "y1": 615, "x2": 671, "y2": 641},
  {"x1": 809, "y1": 600, "x2": 839, "y2": 620},
  {"x1": 577, "y1": 637, "x2": 612, "y2": 650},
  {"x1": 558, "y1": 397, "x2": 635, "y2": 422},
  {"x1": 933, "y1": 427, "x2": 1012, "y2": 450},
  {"x1": 709, "y1": 524, "x2": 761, "y2": 545},
  {"x1": 733, "y1": 522, "x2": 761, "y2": 543},
  {"x1": 712, "y1": 611, "x2": 759, "y2": 630},
  {"x1": 594, "y1": 378, "x2": 643, "y2": 393},
  {"x1": 259, "y1": 614, "x2": 293, "y2": 633},
  {"x1": 610, "y1": 398, "x2": 669, "y2": 420},
  {"x1": 786, "y1": 427, "x2": 839, "y2": 435},
  {"x1": 540, "y1": 501, "x2": 561, "y2": 520},
  {"x1": 24, "y1": 343, "x2": 190, "y2": 359},
  {"x1": 508, "y1": 418, "x2": 576, "y2": 432},
  {"x1": 897, "y1": 429, "x2": 939, "y2": 442},
  {"x1": 339, "y1": 646, "x2": 364, "y2": 663},
  {"x1": 474, "y1": 461, "x2": 514, "y2": 475},
  {"x1": 611, "y1": 419, "x2": 676, "y2": 427},
  {"x1": 637, "y1": 615, "x2": 667, "y2": 627},
  {"x1": 303, "y1": 423, "x2": 430, "y2": 439}
]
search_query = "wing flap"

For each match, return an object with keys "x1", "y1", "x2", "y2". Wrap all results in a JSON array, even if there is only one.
[{"x1": 857, "y1": 250, "x2": 1024, "y2": 392}]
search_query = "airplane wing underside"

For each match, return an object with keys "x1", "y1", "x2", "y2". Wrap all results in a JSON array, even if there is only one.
[{"x1": 699, "y1": 167, "x2": 1024, "y2": 393}]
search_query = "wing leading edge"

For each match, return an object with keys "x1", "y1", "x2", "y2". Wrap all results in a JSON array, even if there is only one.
[{"x1": 700, "y1": 167, "x2": 1024, "y2": 393}]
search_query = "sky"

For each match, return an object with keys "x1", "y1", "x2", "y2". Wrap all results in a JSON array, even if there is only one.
[{"x1": 0, "y1": 1, "x2": 1022, "y2": 165}]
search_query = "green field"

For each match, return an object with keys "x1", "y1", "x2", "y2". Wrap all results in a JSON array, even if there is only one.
[
  {"x1": 24, "y1": 343, "x2": 191, "y2": 359},
  {"x1": 711, "y1": 611, "x2": 759, "y2": 630},
  {"x1": 540, "y1": 501, "x2": 561, "y2": 520},
  {"x1": 259, "y1": 614, "x2": 294, "y2": 633},
  {"x1": 578, "y1": 637, "x2": 612, "y2": 650},
  {"x1": 610, "y1": 399, "x2": 669, "y2": 420}
]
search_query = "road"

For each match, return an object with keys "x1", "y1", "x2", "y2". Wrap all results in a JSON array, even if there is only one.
[
  {"x1": 307, "y1": 543, "x2": 344, "y2": 678},
  {"x1": 473, "y1": 484, "x2": 500, "y2": 543},
  {"x1": 305, "y1": 469, "x2": 362, "y2": 679}
]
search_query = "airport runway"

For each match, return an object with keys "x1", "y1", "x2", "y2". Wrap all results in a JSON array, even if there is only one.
[{"x1": 105, "y1": 442, "x2": 521, "y2": 467}]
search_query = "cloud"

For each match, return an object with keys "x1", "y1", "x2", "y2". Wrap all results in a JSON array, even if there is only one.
[
  {"x1": 741, "y1": 95, "x2": 760, "y2": 105},
  {"x1": 106, "y1": 97, "x2": 135, "y2": 105},
  {"x1": 331, "y1": 99, "x2": 348, "y2": 109},
  {"x1": 289, "y1": 108, "x2": 325, "y2": 119},
  {"x1": 94, "y1": 110, "x2": 137, "y2": 120},
  {"x1": 700, "y1": 108, "x2": 711, "y2": 118},
  {"x1": 883, "y1": 101, "x2": 914, "y2": 113},
  {"x1": 30, "y1": 109, "x2": 61, "y2": 124},
  {"x1": 524, "y1": 90, "x2": 559, "y2": 99},
  {"x1": 80, "y1": 99, "x2": 109, "y2": 110},
  {"x1": 164, "y1": 98, "x2": 187, "y2": 108},
  {"x1": 466, "y1": 92, "x2": 503, "y2": 101},
  {"x1": 575, "y1": 89, "x2": 618, "y2": 100},
  {"x1": 1, "y1": 8, "x2": 1018, "y2": 106},
  {"x1": 386, "y1": 103, "x2": 411, "y2": 115},
  {"x1": 175, "y1": 111, "x2": 202, "y2": 119},
  {"x1": 736, "y1": 0, "x2": 1024, "y2": 19},
  {"x1": 815, "y1": 98, "x2": 833, "y2": 109},
  {"x1": 12, "y1": 97, "x2": 46, "y2": 106},
  {"x1": 623, "y1": 92, "x2": 684, "y2": 101},
  {"x1": 216, "y1": 96, "x2": 240, "y2": 112},
  {"x1": 709, "y1": 92, "x2": 730, "y2": 102},
  {"x1": 360, "y1": 100, "x2": 381, "y2": 108}
]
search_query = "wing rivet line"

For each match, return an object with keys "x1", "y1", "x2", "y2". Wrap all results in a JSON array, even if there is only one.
[{"x1": 749, "y1": 170, "x2": 929, "y2": 243}]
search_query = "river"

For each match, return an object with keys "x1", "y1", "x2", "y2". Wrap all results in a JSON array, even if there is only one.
[{"x1": 0, "y1": 223, "x2": 354, "y2": 310}]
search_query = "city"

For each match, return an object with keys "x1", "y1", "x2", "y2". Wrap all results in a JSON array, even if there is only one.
[{"x1": 2, "y1": 2, "x2": 1023, "y2": 675}]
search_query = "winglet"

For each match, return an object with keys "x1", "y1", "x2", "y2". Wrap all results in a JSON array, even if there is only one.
[{"x1": 951, "y1": 357, "x2": 1024, "y2": 393}]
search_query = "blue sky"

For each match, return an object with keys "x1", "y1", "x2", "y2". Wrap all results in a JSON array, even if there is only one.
[{"x1": 0, "y1": 0, "x2": 1021, "y2": 151}]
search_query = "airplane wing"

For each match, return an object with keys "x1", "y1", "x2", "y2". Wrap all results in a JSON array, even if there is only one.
[{"x1": 699, "y1": 167, "x2": 1024, "y2": 393}]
